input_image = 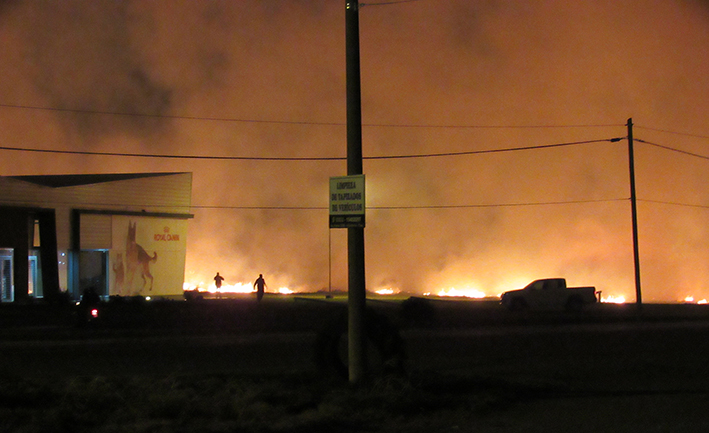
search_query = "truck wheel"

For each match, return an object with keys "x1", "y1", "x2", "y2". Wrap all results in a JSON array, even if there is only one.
[
  {"x1": 509, "y1": 298, "x2": 527, "y2": 312},
  {"x1": 565, "y1": 296, "x2": 583, "y2": 312}
]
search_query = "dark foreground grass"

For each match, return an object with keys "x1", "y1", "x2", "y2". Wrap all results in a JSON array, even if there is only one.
[{"x1": 0, "y1": 370, "x2": 529, "y2": 433}]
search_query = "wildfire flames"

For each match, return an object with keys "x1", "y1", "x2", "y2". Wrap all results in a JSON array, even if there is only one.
[
  {"x1": 183, "y1": 279, "x2": 634, "y2": 303},
  {"x1": 2, "y1": 1, "x2": 709, "y2": 306},
  {"x1": 183, "y1": 282, "x2": 293, "y2": 295},
  {"x1": 183, "y1": 279, "x2": 709, "y2": 306},
  {"x1": 684, "y1": 296, "x2": 708, "y2": 305},
  {"x1": 600, "y1": 295, "x2": 626, "y2": 304},
  {"x1": 374, "y1": 288, "x2": 400, "y2": 295},
  {"x1": 423, "y1": 287, "x2": 488, "y2": 299}
]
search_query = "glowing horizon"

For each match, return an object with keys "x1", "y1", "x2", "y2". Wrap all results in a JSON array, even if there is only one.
[
  {"x1": 181, "y1": 278, "x2": 643, "y2": 304},
  {"x1": 3, "y1": 2, "x2": 708, "y2": 306}
]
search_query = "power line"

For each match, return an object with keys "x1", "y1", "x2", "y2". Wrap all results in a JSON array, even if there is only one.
[
  {"x1": 363, "y1": 123, "x2": 624, "y2": 129},
  {"x1": 191, "y1": 198, "x2": 628, "y2": 211},
  {"x1": 0, "y1": 197, "x2": 627, "y2": 211},
  {"x1": 0, "y1": 145, "x2": 343, "y2": 161},
  {"x1": 0, "y1": 197, "x2": 193, "y2": 210},
  {"x1": 0, "y1": 137, "x2": 623, "y2": 161},
  {"x1": 0, "y1": 103, "x2": 344, "y2": 127},
  {"x1": 2, "y1": 195, "x2": 627, "y2": 211},
  {"x1": 362, "y1": 0, "x2": 423, "y2": 6},
  {"x1": 192, "y1": 205, "x2": 326, "y2": 210},
  {"x1": 0, "y1": 103, "x2": 623, "y2": 130},
  {"x1": 636, "y1": 138, "x2": 709, "y2": 161},
  {"x1": 369, "y1": 198, "x2": 628, "y2": 209},
  {"x1": 365, "y1": 138, "x2": 623, "y2": 160},
  {"x1": 639, "y1": 198, "x2": 709, "y2": 210},
  {"x1": 635, "y1": 125, "x2": 709, "y2": 140}
]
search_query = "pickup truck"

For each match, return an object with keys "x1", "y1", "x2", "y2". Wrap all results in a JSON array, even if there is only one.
[{"x1": 500, "y1": 278, "x2": 597, "y2": 312}]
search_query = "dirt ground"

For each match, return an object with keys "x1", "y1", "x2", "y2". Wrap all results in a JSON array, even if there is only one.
[
  {"x1": 403, "y1": 323, "x2": 709, "y2": 432},
  {"x1": 1, "y1": 298, "x2": 709, "y2": 432}
]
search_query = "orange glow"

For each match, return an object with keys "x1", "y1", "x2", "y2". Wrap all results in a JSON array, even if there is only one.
[
  {"x1": 214, "y1": 282, "x2": 255, "y2": 294},
  {"x1": 684, "y1": 296, "x2": 708, "y2": 304},
  {"x1": 183, "y1": 282, "x2": 198, "y2": 292},
  {"x1": 184, "y1": 281, "x2": 295, "y2": 295},
  {"x1": 2, "y1": 1, "x2": 708, "y2": 306},
  {"x1": 601, "y1": 294, "x2": 626, "y2": 304},
  {"x1": 374, "y1": 287, "x2": 400, "y2": 295},
  {"x1": 424, "y1": 287, "x2": 487, "y2": 299},
  {"x1": 184, "y1": 281, "x2": 255, "y2": 294}
]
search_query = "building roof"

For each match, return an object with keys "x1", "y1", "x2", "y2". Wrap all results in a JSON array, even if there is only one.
[{"x1": 6, "y1": 172, "x2": 188, "y2": 188}]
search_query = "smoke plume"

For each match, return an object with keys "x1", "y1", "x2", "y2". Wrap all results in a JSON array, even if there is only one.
[{"x1": 1, "y1": 0, "x2": 708, "y2": 301}]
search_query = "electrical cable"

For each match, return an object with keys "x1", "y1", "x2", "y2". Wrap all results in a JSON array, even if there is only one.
[
  {"x1": 0, "y1": 103, "x2": 344, "y2": 127},
  {"x1": 367, "y1": 198, "x2": 629, "y2": 209},
  {"x1": 0, "y1": 196, "x2": 627, "y2": 211},
  {"x1": 364, "y1": 138, "x2": 623, "y2": 160},
  {"x1": 635, "y1": 138, "x2": 709, "y2": 161},
  {"x1": 190, "y1": 198, "x2": 628, "y2": 211},
  {"x1": 362, "y1": 0, "x2": 423, "y2": 6},
  {"x1": 2, "y1": 197, "x2": 689, "y2": 212},
  {"x1": 0, "y1": 103, "x2": 623, "y2": 130},
  {"x1": 0, "y1": 145, "x2": 343, "y2": 161},
  {"x1": 4, "y1": 102, "x2": 709, "y2": 216},
  {"x1": 638, "y1": 199, "x2": 709, "y2": 210},
  {"x1": 635, "y1": 125, "x2": 709, "y2": 141},
  {"x1": 192, "y1": 205, "x2": 326, "y2": 210},
  {"x1": 0, "y1": 137, "x2": 623, "y2": 161},
  {"x1": 363, "y1": 123, "x2": 624, "y2": 129}
]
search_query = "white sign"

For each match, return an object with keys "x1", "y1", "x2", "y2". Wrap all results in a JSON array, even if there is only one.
[{"x1": 329, "y1": 174, "x2": 365, "y2": 228}]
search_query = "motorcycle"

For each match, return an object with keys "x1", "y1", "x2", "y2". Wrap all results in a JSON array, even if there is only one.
[{"x1": 76, "y1": 288, "x2": 101, "y2": 327}]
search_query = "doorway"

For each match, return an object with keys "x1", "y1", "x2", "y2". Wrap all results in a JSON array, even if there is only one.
[
  {"x1": 1, "y1": 248, "x2": 13, "y2": 302},
  {"x1": 79, "y1": 250, "x2": 108, "y2": 299}
]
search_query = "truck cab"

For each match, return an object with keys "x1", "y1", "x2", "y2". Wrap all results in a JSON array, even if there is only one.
[{"x1": 501, "y1": 278, "x2": 597, "y2": 311}]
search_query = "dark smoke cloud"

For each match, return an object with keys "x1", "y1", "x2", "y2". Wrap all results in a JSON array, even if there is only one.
[
  {"x1": 0, "y1": 0, "x2": 19, "y2": 16},
  {"x1": 18, "y1": 1, "x2": 172, "y2": 139}
]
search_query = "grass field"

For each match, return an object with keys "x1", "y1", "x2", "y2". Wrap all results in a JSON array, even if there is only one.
[
  {"x1": 1, "y1": 296, "x2": 709, "y2": 432},
  {"x1": 0, "y1": 369, "x2": 534, "y2": 433}
]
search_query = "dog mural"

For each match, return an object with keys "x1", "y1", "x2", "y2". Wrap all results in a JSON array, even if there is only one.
[{"x1": 125, "y1": 221, "x2": 157, "y2": 292}]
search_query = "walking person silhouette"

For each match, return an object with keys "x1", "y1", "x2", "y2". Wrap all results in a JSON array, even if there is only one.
[
  {"x1": 214, "y1": 272, "x2": 225, "y2": 299},
  {"x1": 253, "y1": 274, "x2": 267, "y2": 302}
]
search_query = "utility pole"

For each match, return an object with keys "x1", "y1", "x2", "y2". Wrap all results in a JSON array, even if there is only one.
[
  {"x1": 345, "y1": 0, "x2": 367, "y2": 384},
  {"x1": 627, "y1": 118, "x2": 642, "y2": 309}
]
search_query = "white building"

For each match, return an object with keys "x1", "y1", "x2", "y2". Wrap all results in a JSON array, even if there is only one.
[{"x1": 0, "y1": 172, "x2": 193, "y2": 302}]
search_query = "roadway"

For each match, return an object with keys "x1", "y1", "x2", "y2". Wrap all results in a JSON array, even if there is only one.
[
  {"x1": 2, "y1": 319, "x2": 708, "y2": 392},
  {"x1": 2, "y1": 316, "x2": 709, "y2": 432}
]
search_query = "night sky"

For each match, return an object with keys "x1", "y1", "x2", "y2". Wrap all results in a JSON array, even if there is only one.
[{"x1": 1, "y1": 0, "x2": 708, "y2": 301}]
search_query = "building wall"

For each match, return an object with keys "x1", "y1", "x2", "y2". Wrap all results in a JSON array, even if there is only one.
[
  {"x1": 0, "y1": 173, "x2": 192, "y2": 250},
  {"x1": 0, "y1": 173, "x2": 192, "y2": 301}
]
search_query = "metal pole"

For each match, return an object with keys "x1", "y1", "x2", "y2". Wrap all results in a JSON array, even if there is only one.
[
  {"x1": 627, "y1": 118, "x2": 642, "y2": 308},
  {"x1": 345, "y1": 0, "x2": 367, "y2": 384},
  {"x1": 327, "y1": 228, "x2": 333, "y2": 299}
]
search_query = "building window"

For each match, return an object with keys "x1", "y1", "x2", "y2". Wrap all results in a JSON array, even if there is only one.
[{"x1": 32, "y1": 219, "x2": 40, "y2": 248}]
